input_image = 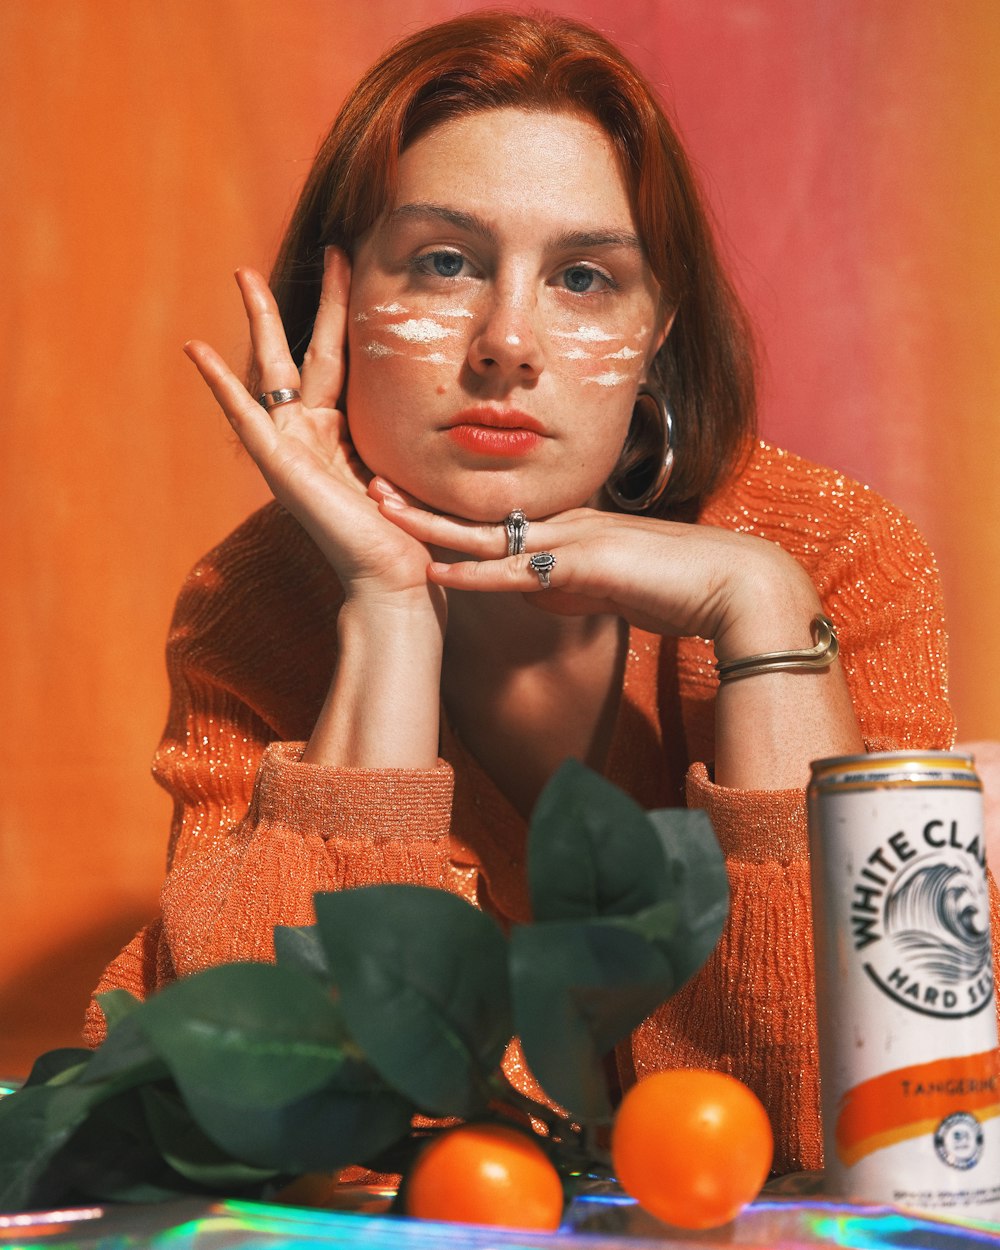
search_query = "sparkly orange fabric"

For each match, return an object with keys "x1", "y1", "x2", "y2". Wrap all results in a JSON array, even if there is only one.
[{"x1": 85, "y1": 441, "x2": 998, "y2": 1174}]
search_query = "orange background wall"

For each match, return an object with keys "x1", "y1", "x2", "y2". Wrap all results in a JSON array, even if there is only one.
[{"x1": 3, "y1": 0, "x2": 999, "y2": 1076}]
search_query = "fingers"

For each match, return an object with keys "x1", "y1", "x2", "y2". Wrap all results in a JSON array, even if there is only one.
[
  {"x1": 373, "y1": 484, "x2": 619, "y2": 608},
  {"x1": 301, "y1": 247, "x2": 351, "y2": 409},
  {"x1": 428, "y1": 551, "x2": 563, "y2": 593},
  {"x1": 426, "y1": 546, "x2": 629, "y2": 621},
  {"x1": 374, "y1": 481, "x2": 513, "y2": 557},
  {"x1": 235, "y1": 268, "x2": 303, "y2": 409},
  {"x1": 183, "y1": 339, "x2": 278, "y2": 464}
]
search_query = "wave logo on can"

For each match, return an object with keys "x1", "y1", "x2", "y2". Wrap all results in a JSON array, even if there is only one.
[{"x1": 850, "y1": 818, "x2": 993, "y2": 1018}]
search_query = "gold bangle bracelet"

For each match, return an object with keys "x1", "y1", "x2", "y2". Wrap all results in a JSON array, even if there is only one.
[{"x1": 715, "y1": 614, "x2": 838, "y2": 683}]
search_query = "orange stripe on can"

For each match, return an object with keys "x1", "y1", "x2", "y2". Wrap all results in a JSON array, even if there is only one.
[{"x1": 835, "y1": 1049, "x2": 1000, "y2": 1167}]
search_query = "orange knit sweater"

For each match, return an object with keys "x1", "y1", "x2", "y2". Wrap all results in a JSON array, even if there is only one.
[{"x1": 85, "y1": 442, "x2": 998, "y2": 1173}]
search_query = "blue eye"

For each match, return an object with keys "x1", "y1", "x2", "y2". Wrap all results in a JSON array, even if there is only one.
[
  {"x1": 415, "y1": 250, "x2": 466, "y2": 278},
  {"x1": 564, "y1": 266, "x2": 597, "y2": 292},
  {"x1": 560, "y1": 265, "x2": 615, "y2": 294}
]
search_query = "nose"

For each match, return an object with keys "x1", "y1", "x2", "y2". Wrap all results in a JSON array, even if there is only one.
[{"x1": 468, "y1": 285, "x2": 544, "y2": 381}]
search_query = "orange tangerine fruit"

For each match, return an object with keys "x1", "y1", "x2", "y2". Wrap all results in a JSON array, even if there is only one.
[
  {"x1": 611, "y1": 1069, "x2": 773, "y2": 1230},
  {"x1": 405, "y1": 1122, "x2": 564, "y2": 1230}
]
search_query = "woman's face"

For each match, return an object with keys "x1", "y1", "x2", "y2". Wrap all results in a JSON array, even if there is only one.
[{"x1": 346, "y1": 108, "x2": 667, "y2": 521}]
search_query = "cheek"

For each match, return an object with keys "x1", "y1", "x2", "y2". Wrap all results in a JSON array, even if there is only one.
[
  {"x1": 346, "y1": 303, "x2": 465, "y2": 453},
  {"x1": 545, "y1": 312, "x2": 652, "y2": 392},
  {"x1": 350, "y1": 300, "x2": 470, "y2": 371}
]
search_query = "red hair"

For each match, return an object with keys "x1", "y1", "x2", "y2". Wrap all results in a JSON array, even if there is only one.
[{"x1": 270, "y1": 10, "x2": 756, "y2": 514}]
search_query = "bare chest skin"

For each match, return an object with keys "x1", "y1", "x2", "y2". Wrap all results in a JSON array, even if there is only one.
[{"x1": 441, "y1": 603, "x2": 628, "y2": 819}]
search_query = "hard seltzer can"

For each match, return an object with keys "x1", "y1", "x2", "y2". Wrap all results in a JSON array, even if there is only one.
[{"x1": 808, "y1": 752, "x2": 1000, "y2": 1221}]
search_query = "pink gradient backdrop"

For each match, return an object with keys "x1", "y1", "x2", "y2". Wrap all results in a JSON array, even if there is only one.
[{"x1": 2, "y1": 0, "x2": 998, "y2": 1072}]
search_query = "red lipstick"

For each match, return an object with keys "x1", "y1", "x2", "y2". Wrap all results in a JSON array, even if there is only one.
[{"x1": 444, "y1": 408, "x2": 546, "y2": 458}]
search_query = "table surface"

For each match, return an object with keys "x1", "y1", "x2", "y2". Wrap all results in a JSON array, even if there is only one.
[
  {"x1": 1, "y1": 1187, "x2": 998, "y2": 1250},
  {"x1": 2, "y1": 1079, "x2": 998, "y2": 1247}
]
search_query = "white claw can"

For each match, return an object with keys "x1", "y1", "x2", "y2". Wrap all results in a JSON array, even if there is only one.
[{"x1": 808, "y1": 752, "x2": 1000, "y2": 1222}]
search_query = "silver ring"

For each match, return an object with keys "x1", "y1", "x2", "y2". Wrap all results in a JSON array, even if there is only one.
[
  {"x1": 528, "y1": 551, "x2": 556, "y2": 589},
  {"x1": 504, "y1": 509, "x2": 529, "y2": 556},
  {"x1": 258, "y1": 388, "x2": 301, "y2": 410}
]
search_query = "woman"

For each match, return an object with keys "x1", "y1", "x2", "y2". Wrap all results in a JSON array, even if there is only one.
[{"x1": 85, "y1": 11, "x2": 978, "y2": 1173}]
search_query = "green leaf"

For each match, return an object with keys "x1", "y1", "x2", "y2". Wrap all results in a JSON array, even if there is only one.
[
  {"x1": 134, "y1": 960, "x2": 413, "y2": 1170},
  {"x1": 0, "y1": 1082, "x2": 104, "y2": 1210},
  {"x1": 82, "y1": 1011, "x2": 168, "y2": 1088},
  {"x1": 510, "y1": 918, "x2": 676, "y2": 1122},
  {"x1": 0, "y1": 1023, "x2": 175, "y2": 1212},
  {"x1": 23, "y1": 1048, "x2": 92, "y2": 1088},
  {"x1": 512, "y1": 798, "x2": 729, "y2": 1124},
  {"x1": 180, "y1": 1076, "x2": 414, "y2": 1173},
  {"x1": 645, "y1": 808, "x2": 730, "y2": 985},
  {"x1": 136, "y1": 962, "x2": 350, "y2": 1109},
  {"x1": 528, "y1": 760, "x2": 669, "y2": 921},
  {"x1": 95, "y1": 987, "x2": 143, "y2": 1031},
  {"x1": 274, "y1": 924, "x2": 333, "y2": 984},
  {"x1": 314, "y1": 885, "x2": 512, "y2": 1118},
  {"x1": 139, "y1": 1085, "x2": 278, "y2": 1187},
  {"x1": 40, "y1": 1084, "x2": 195, "y2": 1204}
]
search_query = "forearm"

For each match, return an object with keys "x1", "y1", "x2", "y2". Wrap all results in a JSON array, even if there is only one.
[{"x1": 302, "y1": 596, "x2": 444, "y2": 768}]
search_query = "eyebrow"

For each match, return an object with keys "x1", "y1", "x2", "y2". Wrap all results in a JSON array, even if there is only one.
[{"x1": 388, "y1": 202, "x2": 644, "y2": 254}]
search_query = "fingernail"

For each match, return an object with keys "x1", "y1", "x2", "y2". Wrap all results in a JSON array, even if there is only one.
[{"x1": 373, "y1": 476, "x2": 401, "y2": 499}]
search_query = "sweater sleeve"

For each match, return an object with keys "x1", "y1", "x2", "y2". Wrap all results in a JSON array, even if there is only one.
[
  {"x1": 158, "y1": 744, "x2": 457, "y2": 975},
  {"x1": 84, "y1": 507, "x2": 463, "y2": 1045},
  {"x1": 84, "y1": 740, "x2": 458, "y2": 1046},
  {"x1": 807, "y1": 485, "x2": 955, "y2": 754},
  {"x1": 636, "y1": 459, "x2": 965, "y2": 1173}
]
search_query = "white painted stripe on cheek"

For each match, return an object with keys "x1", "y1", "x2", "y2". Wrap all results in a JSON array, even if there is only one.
[
  {"x1": 583, "y1": 371, "x2": 631, "y2": 387},
  {"x1": 385, "y1": 318, "x2": 456, "y2": 343},
  {"x1": 551, "y1": 325, "x2": 617, "y2": 343}
]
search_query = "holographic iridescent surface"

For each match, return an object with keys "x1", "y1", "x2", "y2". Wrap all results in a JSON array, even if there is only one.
[{"x1": 1, "y1": 1193, "x2": 998, "y2": 1250}]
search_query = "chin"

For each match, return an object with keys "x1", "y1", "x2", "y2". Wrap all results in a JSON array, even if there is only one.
[
  {"x1": 427, "y1": 475, "x2": 597, "y2": 520},
  {"x1": 414, "y1": 474, "x2": 604, "y2": 522}
]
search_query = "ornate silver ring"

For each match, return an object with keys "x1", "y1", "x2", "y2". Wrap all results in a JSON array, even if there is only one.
[
  {"x1": 528, "y1": 551, "x2": 556, "y2": 589},
  {"x1": 504, "y1": 508, "x2": 529, "y2": 556}
]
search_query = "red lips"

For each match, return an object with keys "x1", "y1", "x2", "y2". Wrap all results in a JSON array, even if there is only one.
[{"x1": 444, "y1": 407, "x2": 546, "y2": 457}]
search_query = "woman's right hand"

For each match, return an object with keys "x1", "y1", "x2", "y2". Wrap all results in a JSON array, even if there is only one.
[
  {"x1": 186, "y1": 250, "x2": 446, "y2": 767},
  {"x1": 183, "y1": 250, "x2": 439, "y2": 613}
]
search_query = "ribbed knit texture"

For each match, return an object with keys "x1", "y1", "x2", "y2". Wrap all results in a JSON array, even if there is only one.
[{"x1": 85, "y1": 441, "x2": 999, "y2": 1174}]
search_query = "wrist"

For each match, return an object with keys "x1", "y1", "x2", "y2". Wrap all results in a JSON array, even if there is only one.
[
  {"x1": 304, "y1": 595, "x2": 444, "y2": 769},
  {"x1": 711, "y1": 549, "x2": 822, "y2": 666},
  {"x1": 338, "y1": 589, "x2": 445, "y2": 644},
  {"x1": 716, "y1": 614, "x2": 837, "y2": 683}
]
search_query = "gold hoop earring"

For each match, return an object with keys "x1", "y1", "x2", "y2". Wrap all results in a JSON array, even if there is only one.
[{"x1": 605, "y1": 383, "x2": 675, "y2": 513}]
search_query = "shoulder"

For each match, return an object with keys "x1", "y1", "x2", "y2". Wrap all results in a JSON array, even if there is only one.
[
  {"x1": 165, "y1": 503, "x2": 341, "y2": 736},
  {"x1": 173, "y1": 501, "x2": 338, "y2": 626},
  {"x1": 699, "y1": 441, "x2": 934, "y2": 577}
]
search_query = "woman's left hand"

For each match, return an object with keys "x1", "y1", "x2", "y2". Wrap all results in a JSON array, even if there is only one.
[
  {"x1": 377, "y1": 483, "x2": 866, "y2": 789},
  {"x1": 374, "y1": 484, "x2": 821, "y2": 661}
]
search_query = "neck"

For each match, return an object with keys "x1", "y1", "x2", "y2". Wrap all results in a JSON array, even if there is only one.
[
  {"x1": 440, "y1": 588, "x2": 628, "y2": 818},
  {"x1": 444, "y1": 587, "x2": 615, "y2": 667}
]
